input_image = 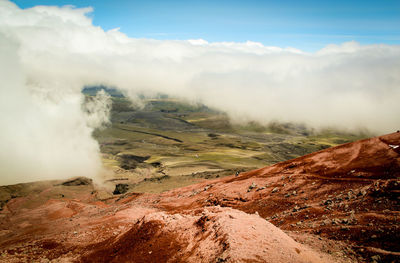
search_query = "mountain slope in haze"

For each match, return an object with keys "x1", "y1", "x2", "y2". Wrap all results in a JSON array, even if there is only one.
[
  {"x1": 0, "y1": 132, "x2": 399, "y2": 262},
  {"x1": 87, "y1": 90, "x2": 370, "y2": 194}
]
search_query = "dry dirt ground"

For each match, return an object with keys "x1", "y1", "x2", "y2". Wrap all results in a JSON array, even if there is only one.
[{"x1": 0, "y1": 132, "x2": 399, "y2": 262}]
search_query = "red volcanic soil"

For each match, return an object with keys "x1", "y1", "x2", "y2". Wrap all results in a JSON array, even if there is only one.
[{"x1": 0, "y1": 132, "x2": 399, "y2": 262}]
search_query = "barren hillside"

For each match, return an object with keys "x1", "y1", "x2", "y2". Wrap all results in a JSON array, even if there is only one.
[{"x1": 0, "y1": 132, "x2": 399, "y2": 262}]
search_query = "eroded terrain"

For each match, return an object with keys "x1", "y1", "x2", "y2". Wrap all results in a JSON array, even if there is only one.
[{"x1": 0, "y1": 132, "x2": 399, "y2": 262}]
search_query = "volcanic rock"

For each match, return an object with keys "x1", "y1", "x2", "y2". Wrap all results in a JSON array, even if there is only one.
[
  {"x1": 113, "y1": 183, "x2": 130, "y2": 195},
  {"x1": 1, "y1": 132, "x2": 400, "y2": 262},
  {"x1": 61, "y1": 177, "x2": 92, "y2": 186}
]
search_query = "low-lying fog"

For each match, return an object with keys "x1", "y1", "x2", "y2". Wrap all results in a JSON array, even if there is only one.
[{"x1": 1, "y1": 1, "x2": 399, "y2": 184}]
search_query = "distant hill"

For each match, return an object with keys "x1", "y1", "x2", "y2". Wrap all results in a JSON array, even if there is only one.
[{"x1": 82, "y1": 85, "x2": 125, "y2": 98}]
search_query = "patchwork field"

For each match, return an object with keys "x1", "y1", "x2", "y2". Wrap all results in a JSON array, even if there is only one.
[{"x1": 90, "y1": 91, "x2": 369, "y2": 194}]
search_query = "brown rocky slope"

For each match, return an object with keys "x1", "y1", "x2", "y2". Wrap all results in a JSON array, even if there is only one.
[{"x1": 0, "y1": 132, "x2": 399, "y2": 262}]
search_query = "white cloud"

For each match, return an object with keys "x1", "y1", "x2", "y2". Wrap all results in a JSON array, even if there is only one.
[{"x1": 0, "y1": 0, "x2": 399, "y2": 184}]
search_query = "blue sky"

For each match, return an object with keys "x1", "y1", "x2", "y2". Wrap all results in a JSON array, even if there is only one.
[{"x1": 10, "y1": 0, "x2": 400, "y2": 51}]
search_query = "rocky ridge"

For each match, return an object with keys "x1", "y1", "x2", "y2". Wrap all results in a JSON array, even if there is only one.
[{"x1": 0, "y1": 132, "x2": 399, "y2": 262}]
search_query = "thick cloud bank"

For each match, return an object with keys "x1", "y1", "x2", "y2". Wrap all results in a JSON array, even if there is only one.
[{"x1": 0, "y1": 1, "x2": 399, "y2": 184}]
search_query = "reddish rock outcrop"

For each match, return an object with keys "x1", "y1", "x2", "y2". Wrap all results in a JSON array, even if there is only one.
[{"x1": 0, "y1": 132, "x2": 399, "y2": 262}]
